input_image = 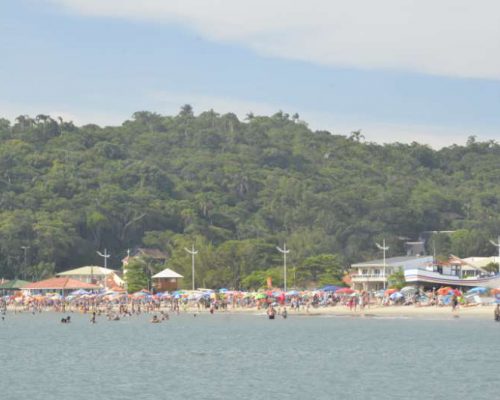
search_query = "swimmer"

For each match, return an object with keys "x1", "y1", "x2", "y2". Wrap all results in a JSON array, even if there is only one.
[{"x1": 151, "y1": 315, "x2": 160, "y2": 323}]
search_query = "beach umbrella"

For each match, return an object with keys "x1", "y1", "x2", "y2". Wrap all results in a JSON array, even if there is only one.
[
  {"x1": 437, "y1": 287, "x2": 452, "y2": 295},
  {"x1": 400, "y1": 286, "x2": 418, "y2": 294},
  {"x1": 467, "y1": 287, "x2": 488, "y2": 295},
  {"x1": 321, "y1": 285, "x2": 341, "y2": 292},
  {"x1": 384, "y1": 288, "x2": 398, "y2": 295},
  {"x1": 389, "y1": 292, "x2": 403, "y2": 300},
  {"x1": 286, "y1": 290, "x2": 300, "y2": 296},
  {"x1": 255, "y1": 293, "x2": 267, "y2": 300},
  {"x1": 335, "y1": 288, "x2": 355, "y2": 295},
  {"x1": 70, "y1": 289, "x2": 90, "y2": 296}
]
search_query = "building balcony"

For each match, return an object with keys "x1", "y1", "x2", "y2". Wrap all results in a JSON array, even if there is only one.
[{"x1": 350, "y1": 274, "x2": 388, "y2": 282}]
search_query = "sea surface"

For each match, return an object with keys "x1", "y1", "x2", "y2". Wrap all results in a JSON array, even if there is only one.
[{"x1": 0, "y1": 311, "x2": 497, "y2": 400}]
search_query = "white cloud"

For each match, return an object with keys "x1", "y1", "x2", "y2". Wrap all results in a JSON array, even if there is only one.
[{"x1": 48, "y1": 0, "x2": 500, "y2": 79}]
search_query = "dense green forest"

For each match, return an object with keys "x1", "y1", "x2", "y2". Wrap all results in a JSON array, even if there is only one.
[{"x1": 0, "y1": 107, "x2": 499, "y2": 289}]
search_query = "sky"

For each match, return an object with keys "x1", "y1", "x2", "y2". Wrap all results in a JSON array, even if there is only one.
[{"x1": 1, "y1": 0, "x2": 500, "y2": 147}]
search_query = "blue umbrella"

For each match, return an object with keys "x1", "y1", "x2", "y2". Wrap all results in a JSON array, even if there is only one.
[
  {"x1": 466, "y1": 287, "x2": 488, "y2": 294},
  {"x1": 389, "y1": 292, "x2": 403, "y2": 301},
  {"x1": 70, "y1": 289, "x2": 90, "y2": 296},
  {"x1": 322, "y1": 285, "x2": 341, "y2": 292}
]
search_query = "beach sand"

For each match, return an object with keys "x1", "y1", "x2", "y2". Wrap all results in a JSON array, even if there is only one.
[
  {"x1": 5, "y1": 303, "x2": 497, "y2": 320},
  {"x1": 228, "y1": 304, "x2": 497, "y2": 319}
]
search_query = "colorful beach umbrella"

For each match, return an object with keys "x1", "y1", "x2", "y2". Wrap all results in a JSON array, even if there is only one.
[{"x1": 335, "y1": 288, "x2": 355, "y2": 295}]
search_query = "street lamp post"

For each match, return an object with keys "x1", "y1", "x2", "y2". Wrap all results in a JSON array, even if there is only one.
[
  {"x1": 184, "y1": 244, "x2": 198, "y2": 291},
  {"x1": 375, "y1": 239, "x2": 389, "y2": 289},
  {"x1": 277, "y1": 243, "x2": 290, "y2": 292},
  {"x1": 489, "y1": 236, "x2": 500, "y2": 274},
  {"x1": 97, "y1": 249, "x2": 111, "y2": 290}
]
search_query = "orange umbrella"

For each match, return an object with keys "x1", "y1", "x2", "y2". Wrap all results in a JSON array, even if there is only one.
[
  {"x1": 385, "y1": 288, "x2": 398, "y2": 295},
  {"x1": 437, "y1": 287, "x2": 452, "y2": 295}
]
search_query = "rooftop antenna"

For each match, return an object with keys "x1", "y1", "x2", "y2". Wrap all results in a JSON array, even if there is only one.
[
  {"x1": 375, "y1": 239, "x2": 389, "y2": 289},
  {"x1": 184, "y1": 244, "x2": 198, "y2": 290}
]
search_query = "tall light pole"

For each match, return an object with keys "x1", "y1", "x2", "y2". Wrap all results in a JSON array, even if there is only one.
[
  {"x1": 277, "y1": 243, "x2": 290, "y2": 292},
  {"x1": 489, "y1": 236, "x2": 500, "y2": 274},
  {"x1": 375, "y1": 239, "x2": 389, "y2": 289},
  {"x1": 97, "y1": 249, "x2": 111, "y2": 290},
  {"x1": 184, "y1": 244, "x2": 198, "y2": 290},
  {"x1": 21, "y1": 246, "x2": 29, "y2": 280}
]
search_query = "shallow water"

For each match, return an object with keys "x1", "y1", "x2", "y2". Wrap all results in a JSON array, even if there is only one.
[{"x1": 0, "y1": 312, "x2": 497, "y2": 400}]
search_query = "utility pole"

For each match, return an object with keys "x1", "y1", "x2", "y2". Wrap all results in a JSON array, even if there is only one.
[
  {"x1": 489, "y1": 236, "x2": 500, "y2": 274},
  {"x1": 277, "y1": 243, "x2": 290, "y2": 292},
  {"x1": 20, "y1": 246, "x2": 29, "y2": 280},
  {"x1": 97, "y1": 249, "x2": 111, "y2": 290},
  {"x1": 184, "y1": 244, "x2": 198, "y2": 291},
  {"x1": 376, "y1": 239, "x2": 390, "y2": 289}
]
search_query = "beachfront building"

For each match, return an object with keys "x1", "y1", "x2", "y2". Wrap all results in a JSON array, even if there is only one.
[
  {"x1": 0, "y1": 279, "x2": 30, "y2": 295},
  {"x1": 23, "y1": 277, "x2": 99, "y2": 296},
  {"x1": 122, "y1": 248, "x2": 169, "y2": 268},
  {"x1": 56, "y1": 266, "x2": 124, "y2": 290},
  {"x1": 404, "y1": 255, "x2": 500, "y2": 289},
  {"x1": 152, "y1": 268, "x2": 183, "y2": 292},
  {"x1": 122, "y1": 248, "x2": 169, "y2": 280},
  {"x1": 350, "y1": 256, "x2": 434, "y2": 291}
]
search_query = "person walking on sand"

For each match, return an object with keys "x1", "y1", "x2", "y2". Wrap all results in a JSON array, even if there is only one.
[
  {"x1": 451, "y1": 294, "x2": 459, "y2": 312},
  {"x1": 495, "y1": 304, "x2": 500, "y2": 321}
]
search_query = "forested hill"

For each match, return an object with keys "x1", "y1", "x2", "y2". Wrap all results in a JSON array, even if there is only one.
[{"x1": 1, "y1": 108, "x2": 499, "y2": 288}]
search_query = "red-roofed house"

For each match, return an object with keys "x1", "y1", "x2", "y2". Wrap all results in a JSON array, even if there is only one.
[{"x1": 23, "y1": 277, "x2": 99, "y2": 295}]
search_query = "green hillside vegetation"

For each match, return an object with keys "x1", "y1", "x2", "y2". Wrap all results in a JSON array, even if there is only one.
[{"x1": 0, "y1": 108, "x2": 499, "y2": 289}]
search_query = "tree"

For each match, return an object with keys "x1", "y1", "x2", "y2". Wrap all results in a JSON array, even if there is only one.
[
  {"x1": 124, "y1": 259, "x2": 149, "y2": 293},
  {"x1": 387, "y1": 270, "x2": 405, "y2": 289},
  {"x1": 297, "y1": 254, "x2": 343, "y2": 287}
]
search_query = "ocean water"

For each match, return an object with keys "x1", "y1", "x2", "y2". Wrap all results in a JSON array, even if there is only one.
[{"x1": 0, "y1": 312, "x2": 497, "y2": 400}]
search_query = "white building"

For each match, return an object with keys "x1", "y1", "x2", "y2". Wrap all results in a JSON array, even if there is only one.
[{"x1": 350, "y1": 256, "x2": 434, "y2": 291}]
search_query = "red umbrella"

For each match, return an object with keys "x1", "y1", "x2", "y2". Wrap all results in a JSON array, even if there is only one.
[{"x1": 335, "y1": 288, "x2": 355, "y2": 294}]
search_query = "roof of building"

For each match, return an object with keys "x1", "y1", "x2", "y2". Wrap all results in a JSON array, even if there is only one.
[
  {"x1": 122, "y1": 248, "x2": 169, "y2": 264},
  {"x1": 152, "y1": 268, "x2": 183, "y2": 279},
  {"x1": 57, "y1": 266, "x2": 120, "y2": 276},
  {"x1": 0, "y1": 279, "x2": 30, "y2": 289},
  {"x1": 351, "y1": 255, "x2": 433, "y2": 267},
  {"x1": 23, "y1": 277, "x2": 100, "y2": 290}
]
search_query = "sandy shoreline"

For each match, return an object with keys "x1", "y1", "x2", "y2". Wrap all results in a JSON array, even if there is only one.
[
  {"x1": 225, "y1": 304, "x2": 498, "y2": 320},
  {"x1": 5, "y1": 304, "x2": 497, "y2": 320}
]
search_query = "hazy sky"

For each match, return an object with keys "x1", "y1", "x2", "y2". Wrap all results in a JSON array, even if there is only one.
[{"x1": 2, "y1": 0, "x2": 500, "y2": 147}]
